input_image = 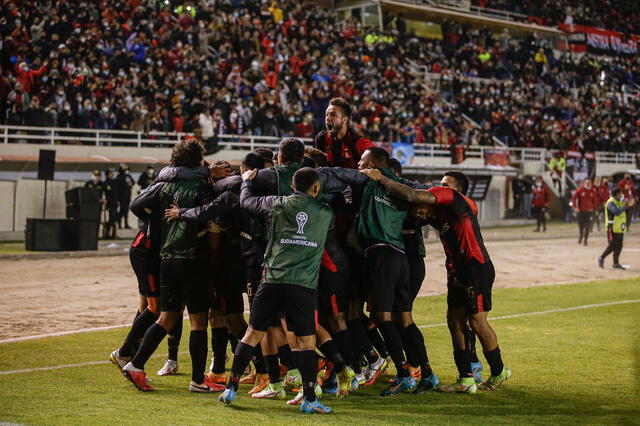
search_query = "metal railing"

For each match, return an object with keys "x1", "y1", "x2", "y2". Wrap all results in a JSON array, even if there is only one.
[
  {"x1": 388, "y1": 0, "x2": 529, "y2": 23},
  {"x1": 1, "y1": 125, "x2": 634, "y2": 169}
]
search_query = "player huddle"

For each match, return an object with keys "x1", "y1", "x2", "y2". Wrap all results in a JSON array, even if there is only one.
[{"x1": 109, "y1": 98, "x2": 510, "y2": 414}]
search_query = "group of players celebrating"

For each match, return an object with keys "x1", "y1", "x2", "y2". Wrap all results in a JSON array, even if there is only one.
[{"x1": 109, "y1": 97, "x2": 511, "y2": 414}]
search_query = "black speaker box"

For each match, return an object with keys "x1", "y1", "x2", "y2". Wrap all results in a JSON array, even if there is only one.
[
  {"x1": 65, "y1": 220, "x2": 99, "y2": 251},
  {"x1": 66, "y1": 203, "x2": 101, "y2": 220},
  {"x1": 25, "y1": 219, "x2": 99, "y2": 251},
  {"x1": 37, "y1": 149, "x2": 56, "y2": 180},
  {"x1": 65, "y1": 187, "x2": 100, "y2": 205},
  {"x1": 25, "y1": 219, "x2": 66, "y2": 251}
]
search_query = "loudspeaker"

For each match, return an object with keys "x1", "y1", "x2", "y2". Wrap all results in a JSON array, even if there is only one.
[
  {"x1": 65, "y1": 220, "x2": 99, "y2": 250},
  {"x1": 66, "y1": 204, "x2": 101, "y2": 220},
  {"x1": 25, "y1": 218, "x2": 66, "y2": 251},
  {"x1": 37, "y1": 149, "x2": 56, "y2": 181},
  {"x1": 25, "y1": 219, "x2": 99, "y2": 251},
  {"x1": 65, "y1": 187, "x2": 100, "y2": 205}
]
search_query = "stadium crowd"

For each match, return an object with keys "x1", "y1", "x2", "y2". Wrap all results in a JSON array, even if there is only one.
[
  {"x1": 0, "y1": 0, "x2": 639, "y2": 155},
  {"x1": 472, "y1": 0, "x2": 640, "y2": 34}
]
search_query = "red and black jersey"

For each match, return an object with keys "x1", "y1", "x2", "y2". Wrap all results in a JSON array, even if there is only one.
[
  {"x1": 426, "y1": 186, "x2": 490, "y2": 274},
  {"x1": 572, "y1": 185, "x2": 597, "y2": 212},
  {"x1": 314, "y1": 128, "x2": 373, "y2": 169}
]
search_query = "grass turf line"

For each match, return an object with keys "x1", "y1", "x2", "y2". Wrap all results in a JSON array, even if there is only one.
[{"x1": 0, "y1": 277, "x2": 638, "y2": 425}]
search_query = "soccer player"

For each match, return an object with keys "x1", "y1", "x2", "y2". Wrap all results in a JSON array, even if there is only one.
[
  {"x1": 597, "y1": 187, "x2": 635, "y2": 269},
  {"x1": 360, "y1": 168, "x2": 511, "y2": 393},
  {"x1": 121, "y1": 139, "x2": 237, "y2": 393},
  {"x1": 531, "y1": 175, "x2": 550, "y2": 232},
  {"x1": 572, "y1": 178, "x2": 597, "y2": 245},
  {"x1": 109, "y1": 165, "x2": 209, "y2": 377},
  {"x1": 219, "y1": 167, "x2": 333, "y2": 414},
  {"x1": 314, "y1": 97, "x2": 373, "y2": 168}
]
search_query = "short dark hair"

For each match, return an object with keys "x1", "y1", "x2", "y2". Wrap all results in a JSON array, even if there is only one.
[
  {"x1": 170, "y1": 139, "x2": 204, "y2": 168},
  {"x1": 365, "y1": 146, "x2": 390, "y2": 167},
  {"x1": 242, "y1": 152, "x2": 265, "y2": 170},
  {"x1": 254, "y1": 148, "x2": 274, "y2": 164},
  {"x1": 304, "y1": 147, "x2": 328, "y2": 168},
  {"x1": 388, "y1": 158, "x2": 402, "y2": 176},
  {"x1": 612, "y1": 187, "x2": 622, "y2": 197},
  {"x1": 279, "y1": 138, "x2": 305, "y2": 163},
  {"x1": 293, "y1": 167, "x2": 319, "y2": 193},
  {"x1": 329, "y1": 97, "x2": 352, "y2": 119},
  {"x1": 444, "y1": 171, "x2": 470, "y2": 195}
]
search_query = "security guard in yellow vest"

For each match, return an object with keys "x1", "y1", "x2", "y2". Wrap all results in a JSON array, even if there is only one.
[{"x1": 597, "y1": 187, "x2": 635, "y2": 269}]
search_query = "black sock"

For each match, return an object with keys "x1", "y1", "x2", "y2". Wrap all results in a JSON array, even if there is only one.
[
  {"x1": 264, "y1": 354, "x2": 281, "y2": 383},
  {"x1": 167, "y1": 315, "x2": 183, "y2": 362},
  {"x1": 278, "y1": 344, "x2": 295, "y2": 370},
  {"x1": 346, "y1": 319, "x2": 368, "y2": 374},
  {"x1": 319, "y1": 340, "x2": 345, "y2": 374},
  {"x1": 119, "y1": 308, "x2": 158, "y2": 358},
  {"x1": 465, "y1": 328, "x2": 480, "y2": 363},
  {"x1": 453, "y1": 349, "x2": 473, "y2": 378},
  {"x1": 366, "y1": 323, "x2": 389, "y2": 359},
  {"x1": 132, "y1": 323, "x2": 167, "y2": 370},
  {"x1": 331, "y1": 330, "x2": 353, "y2": 367},
  {"x1": 377, "y1": 321, "x2": 408, "y2": 377},
  {"x1": 398, "y1": 322, "x2": 417, "y2": 367},
  {"x1": 484, "y1": 347, "x2": 504, "y2": 377},
  {"x1": 189, "y1": 330, "x2": 207, "y2": 384},
  {"x1": 296, "y1": 350, "x2": 318, "y2": 403},
  {"x1": 227, "y1": 342, "x2": 255, "y2": 391},
  {"x1": 402, "y1": 323, "x2": 431, "y2": 376},
  {"x1": 211, "y1": 327, "x2": 228, "y2": 374},
  {"x1": 229, "y1": 333, "x2": 238, "y2": 353},
  {"x1": 235, "y1": 327, "x2": 266, "y2": 375}
]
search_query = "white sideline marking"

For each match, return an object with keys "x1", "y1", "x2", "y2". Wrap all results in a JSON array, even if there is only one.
[
  {"x1": 0, "y1": 351, "x2": 189, "y2": 376},
  {"x1": 0, "y1": 311, "x2": 252, "y2": 345},
  {"x1": 0, "y1": 300, "x2": 638, "y2": 376},
  {"x1": 0, "y1": 323, "x2": 131, "y2": 344},
  {"x1": 418, "y1": 299, "x2": 640, "y2": 329}
]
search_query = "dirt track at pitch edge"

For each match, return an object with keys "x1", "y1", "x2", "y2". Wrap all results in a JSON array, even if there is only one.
[{"x1": 0, "y1": 229, "x2": 638, "y2": 339}]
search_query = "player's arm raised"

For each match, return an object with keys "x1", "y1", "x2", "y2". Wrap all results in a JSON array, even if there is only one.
[{"x1": 360, "y1": 168, "x2": 436, "y2": 205}]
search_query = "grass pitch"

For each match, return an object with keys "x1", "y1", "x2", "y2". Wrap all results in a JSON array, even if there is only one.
[{"x1": 0, "y1": 278, "x2": 638, "y2": 425}]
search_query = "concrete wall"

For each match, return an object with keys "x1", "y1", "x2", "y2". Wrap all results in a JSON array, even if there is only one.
[
  {"x1": 0, "y1": 181, "x2": 16, "y2": 232},
  {"x1": 476, "y1": 175, "x2": 506, "y2": 222}
]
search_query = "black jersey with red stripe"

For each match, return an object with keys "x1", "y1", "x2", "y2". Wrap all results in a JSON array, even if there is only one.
[{"x1": 427, "y1": 186, "x2": 490, "y2": 274}]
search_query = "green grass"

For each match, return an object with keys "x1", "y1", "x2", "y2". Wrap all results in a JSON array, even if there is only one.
[
  {"x1": 0, "y1": 242, "x2": 26, "y2": 255},
  {"x1": 1, "y1": 278, "x2": 639, "y2": 425}
]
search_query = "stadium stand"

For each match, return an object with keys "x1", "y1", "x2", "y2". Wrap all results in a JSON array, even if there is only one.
[{"x1": 1, "y1": 0, "x2": 638, "y2": 156}]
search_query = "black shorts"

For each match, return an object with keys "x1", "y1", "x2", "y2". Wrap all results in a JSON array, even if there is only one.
[
  {"x1": 318, "y1": 236, "x2": 350, "y2": 316},
  {"x1": 363, "y1": 245, "x2": 411, "y2": 313},
  {"x1": 160, "y1": 258, "x2": 209, "y2": 314},
  {"x1": 447, "y1": 260, "x2": 495, "y2": 315},
  {"x1": 213, "y1": 254, "x2": 246, "y2": 315},
  {"x1": 249, "y1": 283, "x2": 318, "y2": 336},
  {"x1": 130, "y1": 248, "x2": 160, "y2": 298},
  {"x1": 245, "y1": 262, "x2": 262, "y2": 305}
]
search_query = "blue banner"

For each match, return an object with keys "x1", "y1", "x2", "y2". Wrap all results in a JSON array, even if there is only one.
[{"x1": 392, "y1": 142, "x2": 414, "y2": 166}]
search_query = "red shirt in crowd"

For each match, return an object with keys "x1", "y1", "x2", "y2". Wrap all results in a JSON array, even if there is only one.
[
  {"x1": 572, "y1": 185, "x2": 597, "y2": 212},
  {"x1": 597, "y1": 184, "x2": 610, "y2": 206},
  {"x1": 617, "y1": 178, "x2": 637, "y2": 200},
  {"x1": 532, "y1": 183, "x2": 551, "y2": 207}
]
